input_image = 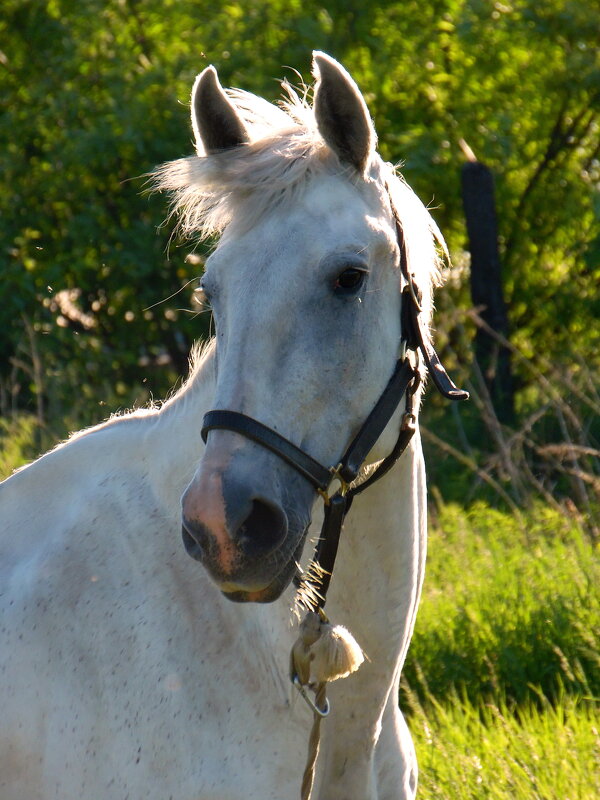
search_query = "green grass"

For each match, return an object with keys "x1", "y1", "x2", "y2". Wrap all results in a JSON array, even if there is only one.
[
  {"x1": 0, "y1": 413, "x2": 42, "y2": 479},
  {"x1": 404, "y1": 502, "x2": 599, "y2": 708},
  {"x1": 402, "y1": 502, "x2": 599, "y2": 799},
  {"x1": 410, "y1": 692, "x2": 599, "y2": 800}
]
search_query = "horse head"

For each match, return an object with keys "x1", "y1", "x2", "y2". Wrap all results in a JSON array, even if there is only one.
[{"x1": 157, "y1": 53, "x2": 441, "y2": 602}]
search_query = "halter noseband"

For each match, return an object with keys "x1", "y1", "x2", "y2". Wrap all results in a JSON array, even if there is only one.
[{"x1": 200, "y1": 206, "x2": 468, "y2": 611}]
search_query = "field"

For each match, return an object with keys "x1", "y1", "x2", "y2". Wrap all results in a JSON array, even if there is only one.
[
  {"x1": 405, "y1": 502, "x2": 600, "y2": 799},
  {"x1": 2, "y1": 418, "x2": 598, "y2": 798}
]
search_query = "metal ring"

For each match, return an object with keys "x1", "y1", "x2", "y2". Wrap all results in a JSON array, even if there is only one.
[
  {"x1": 398, "y1": 339, "x2": 408, "y2": 363},
  {"x1": 292, "y1": 677, "x2": 330, "y2": 717}
]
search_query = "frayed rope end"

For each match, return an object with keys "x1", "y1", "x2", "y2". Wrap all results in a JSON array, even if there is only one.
[{"x1": 290, "y1": 610, "x2": 364, "y2": 688}]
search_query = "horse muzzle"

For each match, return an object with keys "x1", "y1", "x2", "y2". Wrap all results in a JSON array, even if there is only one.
[{"x1": 181, "y1": 440, "x2": 312, "y2": 601}]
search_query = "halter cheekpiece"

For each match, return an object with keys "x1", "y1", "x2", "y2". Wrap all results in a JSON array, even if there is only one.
[{"x1": 200, "y1": 201, "x2": 468, "y2": 612}]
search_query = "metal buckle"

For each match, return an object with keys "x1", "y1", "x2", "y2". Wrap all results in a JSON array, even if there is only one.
[
  {"x1": 292, "y1": 676, "x2": 330, "y2": 717},
  {"x1": 406, "y1": 273, "x2": 422, "y2": 313},
  {"x1": 317, "y1": 463, "x2": 350, "y2": 505}
]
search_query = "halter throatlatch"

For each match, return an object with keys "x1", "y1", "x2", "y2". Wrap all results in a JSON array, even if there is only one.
[{"x1": 199, "y1": 205, "x2": 468, "y2": 799}]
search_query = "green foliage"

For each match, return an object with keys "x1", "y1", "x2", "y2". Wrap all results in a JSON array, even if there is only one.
[
  {"x1": 404, "y1": 502, "x2": 600, "y2": 708},
  {"x1": 0, "y1": 414, "x2": 40, "y2": 477},
  {"x1": 1, "y1": 0, "x2": 212, "y2": 420},
  {"x1": 2, "y1": 1, "x2": 598, "y2": 422}
]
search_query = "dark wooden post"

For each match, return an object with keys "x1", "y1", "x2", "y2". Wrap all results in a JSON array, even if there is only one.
[{"x1": 461, "y1": 158, "x2": 514, "y2": 423}]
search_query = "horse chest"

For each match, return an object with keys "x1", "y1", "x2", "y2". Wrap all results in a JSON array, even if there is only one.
[{"x1": 1, "y1": 544, "x2": 309, "y2": 799}]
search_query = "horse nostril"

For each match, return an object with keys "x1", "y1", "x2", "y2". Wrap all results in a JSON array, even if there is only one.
[
  {"x1": 235, "y1": 499, "x2": 288, "y2": 558},
  {"x1": 181, "y1": 517, "x2": 211, "y2": 562}
]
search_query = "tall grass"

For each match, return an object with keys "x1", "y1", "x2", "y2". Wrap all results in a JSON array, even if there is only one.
[
  {"x1": 410, "y1": 692, "x2": 599, "y2": 800},
  {"x1": 423, "y1": 305, "x2": 599, "y2": 540},
  {"x1": 0, "y1": 414, "x2": 41, "y2": 478},
  {"x1": 404, "y1": 502, "x2": 600, "y2": 709},
  {"x1": 402, "y1": 502, "x2": 599, "y2": 800}
]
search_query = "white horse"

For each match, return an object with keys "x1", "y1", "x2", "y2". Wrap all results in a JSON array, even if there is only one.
[{"x1": 1, "y1": 52, "x2": 458, "y2": 799}]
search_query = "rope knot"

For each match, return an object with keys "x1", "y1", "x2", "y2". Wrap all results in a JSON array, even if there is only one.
[
  {"x1": 290, "y1": 609, "x2": 365, "y2": 799},
  {"x1": 290, "y1": 609, "x2": 364, "y2": 690}
]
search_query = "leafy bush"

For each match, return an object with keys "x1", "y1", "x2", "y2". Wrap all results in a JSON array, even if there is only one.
[
  {"x1": 2, "y1": 0, "x2": 598, "y2": 451},
  {"x1": 0, "y1": 414, "x2": 41, "y2": 477}
]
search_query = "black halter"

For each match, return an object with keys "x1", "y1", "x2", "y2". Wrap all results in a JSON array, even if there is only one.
[{"x1": 200, "y1": 209, "x2": 468, "y2": 611}]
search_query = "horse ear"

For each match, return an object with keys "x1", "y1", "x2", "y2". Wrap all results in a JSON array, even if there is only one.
[
  {"x1": 312, "y1": 51, "x2": 376, "y2": 174},
  {"x1": 191, "y1": 65, "x2": 249, "y2": 155}
]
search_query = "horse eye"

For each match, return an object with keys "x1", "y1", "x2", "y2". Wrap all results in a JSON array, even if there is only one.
[{"x1": 334, "y1": 268, "x2": 367, "y2": 292}]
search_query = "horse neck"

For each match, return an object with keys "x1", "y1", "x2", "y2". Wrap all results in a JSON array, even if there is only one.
[{"x1": 324, "y1": 432, "x2": 427, "y2": 670}]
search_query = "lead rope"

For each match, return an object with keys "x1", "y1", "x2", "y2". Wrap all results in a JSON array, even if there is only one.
[{"x1": 290, "y1": 609, "x2": 365, "y2": 800}]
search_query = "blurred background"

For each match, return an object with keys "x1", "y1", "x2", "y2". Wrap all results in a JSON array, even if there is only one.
[{"x1": 1, "y1": 2, "x2": 598, "y2": 797}]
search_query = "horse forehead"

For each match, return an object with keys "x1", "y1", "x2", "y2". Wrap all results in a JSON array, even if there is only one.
[
  {"x1": 219, "y1": 176, "x2": 382, "y2": 278},
  {"x1": 289, "y1": 175, "x2": 384, "y2": 247},
  {"x1": 299, "y1": 173, "x2": 373, "y2": 223}
]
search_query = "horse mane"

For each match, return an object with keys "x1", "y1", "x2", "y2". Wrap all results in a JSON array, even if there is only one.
[
  {"x1": 153, "y1": 81, "x2": 445, "y2": 328},
  {"x1": 159, "y1": 337, "x2": 216, "y2": 414}
]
